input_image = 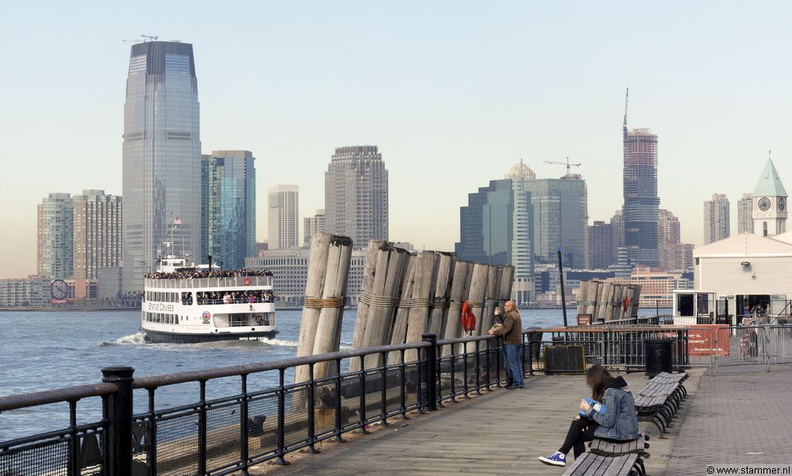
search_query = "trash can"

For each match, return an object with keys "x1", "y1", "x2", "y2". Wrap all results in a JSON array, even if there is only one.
[{"x1": 644, "y1": 338, "x2": 674, "y2": 378}]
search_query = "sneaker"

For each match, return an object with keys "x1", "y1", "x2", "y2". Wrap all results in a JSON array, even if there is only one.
[
  {"x1": 505, "y1": 384, "x2": 517, "y2": 390},
  {"x1": 538, "y1": 452, "x2": 566, "y2": 467}
]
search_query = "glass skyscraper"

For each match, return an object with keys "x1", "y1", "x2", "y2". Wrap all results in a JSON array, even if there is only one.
[
  {"x1": 201, "y1": 151, "x2": 256, "y2": 270},
  {"x1": 122, "y1": 41, "x2": 201, "y2": 292},
  {"x1": 456, "y1": 179, "x2": 533, "y2": 269},
  {"x1": 37, "y1": 193, "x2": 74, "y2": 279},
  {"x1": 522, "y1": 177, "x2": 588, "y2": 269}
]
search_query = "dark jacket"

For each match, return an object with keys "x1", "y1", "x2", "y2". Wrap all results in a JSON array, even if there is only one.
[
  {"x1": 584, "y1": 376, "x2": 639, "y2": 441},
  {"x1": 493, "y1": 308, "x2": 522, "y2": 345}
]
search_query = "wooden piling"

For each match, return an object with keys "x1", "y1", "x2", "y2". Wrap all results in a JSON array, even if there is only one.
[
  {"x1": 427, "y1": 252, "x2": 455, "y2": 339},
  {"x1": 349, "y1": 240, "x2": 385, "y2": 370},
  {"x1": 311, "y1": 236, "x2": 353, "y2": 379},
  {"x1": 294, "y1": 233, "x2": 333, "y2": 386},
  {"x1": 397, "y1": 251, "x2": 438, "y2": 364},
  {"x1": 360, "y1": 244, "x2": 411, "y2": 369},
  {"x1": 467, "y1": 264, "x2": 489, "y2": 337},
  {"x1": 479, "y1": 266, "x2": 502, "y2": 334},
  {"x1": 441, "y1": 260, "x2": 473, "y2": 357}
]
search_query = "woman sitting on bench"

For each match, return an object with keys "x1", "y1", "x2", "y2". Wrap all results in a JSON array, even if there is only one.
[{"x1": 538, "y1": 364, "x2": 639, "y2": 468}]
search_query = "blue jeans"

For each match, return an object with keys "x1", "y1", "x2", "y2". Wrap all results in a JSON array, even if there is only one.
[{"x1": 503, "y1": 344, "x2": 524, "y2": 387}]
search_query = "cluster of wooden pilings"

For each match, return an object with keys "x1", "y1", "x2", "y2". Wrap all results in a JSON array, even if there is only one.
[
  {"x1": 575, "y1": 280, "x2": 641, "y2": 324},
  {"x1": 294, "y1": 234, "x2": 515, "y2": 383}
]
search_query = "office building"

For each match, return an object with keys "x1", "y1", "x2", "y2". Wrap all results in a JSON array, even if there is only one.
[
  {"x1": 202, "y1": 151, "x2": 257, "y2": 269},
  {"x1": 522, "y1": 177, "x2": 587, "y2": 269},
  {"x1": 456, "y1": 177, "x2": 533, "y2": 304},
  {"x1": 122, "y1": 41, "x2": 201, "y2": 292},
  {"x1": 588, "y1": 221, "x2": 616, "y2": 270},
  {"x1": 622, "y1": 128, "x2": 660, "y2": 267},
  {"x1": 304, "y1": 209, "x2": 327, "y2": 245},
  {"x1": 703, "y1": 193, "x2": 730, "y2": 245},
  {"x1": 73, "y1": 190, "x2": 123, "y2": 280},
  {"x1": 268, "y1": 185, "x2": 299, "y2": 249},
  {"x1": 737, "y1": 193, "x2": 753, "y2": 234},
  {"x1": 246, "y1": 248, "x2": 367, "y2": 307},
  {"x1": 37, "y1": 193, "x2": 74, "y2": 279},
  {"x1": 325, "y1": 146, "x2": 388, "y2": 247}
]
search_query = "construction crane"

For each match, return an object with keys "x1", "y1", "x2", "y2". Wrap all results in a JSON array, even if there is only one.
[{"x1": 544, "y1": 157, "x2": 582, "y2": 179}]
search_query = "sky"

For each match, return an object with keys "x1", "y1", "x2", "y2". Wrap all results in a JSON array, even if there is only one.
[{"x1": 2, "y1": 1, "x2": 792, "y2": 278}]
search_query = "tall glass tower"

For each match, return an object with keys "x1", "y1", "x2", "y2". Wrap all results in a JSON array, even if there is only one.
[
  {"x1": 122, "y1": 41, "x2": 201, "y2": 292},
  {"x1": 622, "y1": 128, "x2": 659, "y2": 267},
  {"x1": 201, "y1": 151, "x2": 256, "y2": 270},
  {"x1": 37, "y1": 193, "x2": 74, "y2": 279}
]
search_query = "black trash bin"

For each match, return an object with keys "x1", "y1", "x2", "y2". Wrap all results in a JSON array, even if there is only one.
[{"x1": 644, "y1": 338, "x2": 674, "y2": 378}]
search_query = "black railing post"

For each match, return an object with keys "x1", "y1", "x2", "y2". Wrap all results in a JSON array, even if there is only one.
[
  {"x1": 308, "y1": 363, "x2": 319, "y2": 453},
  {"x1": 334, "y1": 359, "x2": 346, "y2": 442},
  {"x1": 198, "y1": 380, "x2": 207, "y2": 475},
  {"x1": 102, "y1": 366, "x2": 135, "y2": 476},
  {"x1": 275, "y1": 368, "x2": 289, "y2": 465},
  {"x1": 421, "y1": 334, "x2": 438, "y2": 411},
  {"x1": 240, "y1": 374, "x2": 249, "y2": 473},
  {"x1": 358, "y1": 356, "x2": 369, "y2": 434},
  {"x1": 68, "y1": 401, "x2": 79, "y2": 476},
  {"x1": 380, "y1": 351, "x2": 389, "y2": 425}
]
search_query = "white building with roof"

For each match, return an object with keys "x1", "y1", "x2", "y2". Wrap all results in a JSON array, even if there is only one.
[{"x1": 687, "y1": 157, "x2": 792, "y2": 322}]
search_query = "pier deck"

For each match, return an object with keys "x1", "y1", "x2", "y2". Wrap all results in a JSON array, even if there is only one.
[{"x1": 250, "y1": 365, "x2": 792, "y2": 475}]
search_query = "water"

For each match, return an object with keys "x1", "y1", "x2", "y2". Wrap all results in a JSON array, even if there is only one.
[{"x1": 0, "y1": 307, "x2": 665, "y2": 440}]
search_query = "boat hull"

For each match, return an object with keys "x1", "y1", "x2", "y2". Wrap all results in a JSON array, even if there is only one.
[{"x1": 142, "y1": 328, "x2": 278, "y2": 344}]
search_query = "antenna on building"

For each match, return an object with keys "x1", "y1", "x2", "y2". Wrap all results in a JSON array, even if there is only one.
[
  {"x1": 544, "y1": 157, "x2": 582, "y2": 179},
  {"x1": 623, "y1": 87, "x2": 630, "y2": 140}
]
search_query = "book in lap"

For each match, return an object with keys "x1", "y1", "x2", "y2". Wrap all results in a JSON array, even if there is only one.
[{"x1": 579, "y1": 398, "x2": 606, "y2": 417}]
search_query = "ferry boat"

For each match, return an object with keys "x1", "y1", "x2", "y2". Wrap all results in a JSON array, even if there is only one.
[{"x1": 141, "y1": 255, "x2": 278, "y2": 343}]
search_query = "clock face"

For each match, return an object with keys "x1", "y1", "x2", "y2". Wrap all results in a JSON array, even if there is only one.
[
  {"x1": 758, "y1": 196, "x2": 771, "y2": 211},
  {"x1": 779, "y1": 197, "x2": 786, "y2": 212},
  {"x1": 51, "y1": 279, "x2": 68, "y2": 299}
]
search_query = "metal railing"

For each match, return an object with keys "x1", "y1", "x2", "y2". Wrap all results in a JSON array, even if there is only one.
[
  {"x1": 534, "y1": 326, "x2": 690, "y2": 372},
  {"x1": 0, "y1": 333, "x2": 507, "y2": 476}
]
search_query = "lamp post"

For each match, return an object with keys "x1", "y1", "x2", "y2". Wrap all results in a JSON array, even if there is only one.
[{"x1": 558, "y1": 247, "x2": 568, "y2": 327}]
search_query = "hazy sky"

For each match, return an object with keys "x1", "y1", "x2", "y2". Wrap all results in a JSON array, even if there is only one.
[{"x1": 2, "y1": 1, "x2": 791, "y2": 278}]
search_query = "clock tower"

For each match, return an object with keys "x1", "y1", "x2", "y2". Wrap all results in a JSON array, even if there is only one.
[{"x1": 753, "y1": 156, "x2": 788, "y2": 236}]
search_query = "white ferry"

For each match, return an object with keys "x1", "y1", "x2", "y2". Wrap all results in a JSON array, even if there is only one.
[{"x1": 141, "y1": 255, "x2": 278, "y2": 343}]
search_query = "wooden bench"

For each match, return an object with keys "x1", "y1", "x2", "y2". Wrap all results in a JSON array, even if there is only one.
[
  {"x1": 563, "y1": 434, "x2": 650, "y2": 476},
  {"x1": 562, "y1": 453, "x2": 638, "y2": 476},
  {"x1": 634, "y1": 372, "x2": 687, "y2": 438}
]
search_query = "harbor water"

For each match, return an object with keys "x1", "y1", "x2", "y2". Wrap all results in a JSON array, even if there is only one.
[{"x1": 0, "y1": 307, "x2": 665, "y2": 440}]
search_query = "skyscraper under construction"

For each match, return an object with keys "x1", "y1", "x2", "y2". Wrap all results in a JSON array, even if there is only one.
[{"x1": 622, "y1": 91, "x2": 660, "y2": 267}]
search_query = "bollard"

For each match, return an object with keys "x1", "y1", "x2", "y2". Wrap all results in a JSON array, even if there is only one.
[
  {"x1": 421, "y1": 333, "x2": 438, "y2": 411},
  {"x1": 101, "y1": 366, "x2": 135, "y2": 476}
]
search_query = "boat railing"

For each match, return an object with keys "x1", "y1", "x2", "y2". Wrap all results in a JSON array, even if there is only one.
[{"x1": 145, "y1": 275, "x2": 274, "y2": 289}]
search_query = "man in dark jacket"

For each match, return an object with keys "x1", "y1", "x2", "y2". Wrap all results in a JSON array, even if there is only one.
[{"x1": 489, "y1": 300, "x2": 523, "y2": 389}]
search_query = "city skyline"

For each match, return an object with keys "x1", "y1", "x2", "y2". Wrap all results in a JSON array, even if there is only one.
[{"x1": 4, "y1": 2, "x2": 792, "y2": 278}]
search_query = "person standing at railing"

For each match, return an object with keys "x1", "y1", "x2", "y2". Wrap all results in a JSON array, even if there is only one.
[{"x1": 489, "y1": 300, "x2": 524, "y2": 389}]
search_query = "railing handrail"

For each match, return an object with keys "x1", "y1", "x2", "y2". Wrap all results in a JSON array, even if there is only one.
[
  {"x1": 0, "y1": 382, "x2": 119, "y2": 412},
  {"x1": 0, "y1": 334, "x2": 499, "y2": 410}
]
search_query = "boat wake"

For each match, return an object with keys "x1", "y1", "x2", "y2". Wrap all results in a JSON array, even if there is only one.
[
  {"x1": 258, "y1": 338, "x2": 299, "y2": 348},
  {"x1": 111, "y1": 332, "x2": 148, "y2": 345}
]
